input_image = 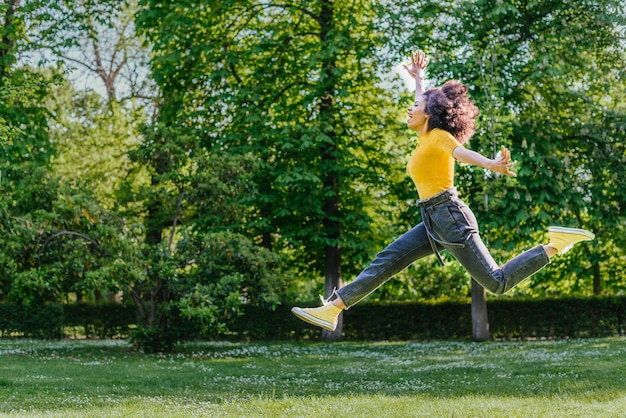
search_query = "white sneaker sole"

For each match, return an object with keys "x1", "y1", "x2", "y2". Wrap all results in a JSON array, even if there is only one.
[{"x1": 291, "y1": 307, "x2": 336, "y2": 331}]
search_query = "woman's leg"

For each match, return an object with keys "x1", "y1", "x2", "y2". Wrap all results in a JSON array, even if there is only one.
[
  {"x1": 449, "y1": 236, "x2": 549, "y2": 295},
  {"x1": 426, "y1": 198, "x2": 557, "y2": 295},
  {"x1": 291, "y1": 222, "x2": 438, "y2": 331},
  {"x1": 336, "y1": 222, "x2": 437, "y2": 308},
  {"x1": 451, "y1": 225, "x2": 594, "y2": 294}
]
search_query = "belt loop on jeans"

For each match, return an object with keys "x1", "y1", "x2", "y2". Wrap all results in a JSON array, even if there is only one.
[{"x1": 417, "y1": 187, "x2": 457, "y2": 208}]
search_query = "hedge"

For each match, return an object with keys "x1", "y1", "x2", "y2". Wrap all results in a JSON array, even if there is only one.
[
  {"x1": 0, "y1": 302, "x2": 136, "y2": 339},
  {"x1": 0, "y1": 303, "x2": 64, "y2": 339},
  {"x1": 233, "y1": 296, "x2": 626, "y2": 341},
  {"x1": 63, "y1": 303, "x2": 138, "y2": 339},
  {"x1": 0, "y1": 297, "x2": 625, "y2": 341}
]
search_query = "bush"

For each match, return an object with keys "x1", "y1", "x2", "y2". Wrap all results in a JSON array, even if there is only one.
[
  {"x1": 232, "y1": 296, "x2": 626, "y2": 341},
  {"x1": 63, "y1": 303, "x2": 137, "y2": 338},
  {"x1": 0, "y1": 303, "x2": 64, "y2": 338},
  {"x1": 486, "y1": 296, "x2": 625, "y2": 339},
  {"x1": 1, "y1": 296, "x2": 625, "y2": 342}
]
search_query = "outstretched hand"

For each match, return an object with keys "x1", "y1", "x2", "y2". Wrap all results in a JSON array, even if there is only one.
[
  {"x1": 403, "y1": 49, "x2": 429, "y2": 79},
  {"x1": 491, "y1": 145, "x2": 517, "y2": 177}
]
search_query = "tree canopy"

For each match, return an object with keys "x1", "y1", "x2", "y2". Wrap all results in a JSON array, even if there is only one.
[{"x1": 0, "y1": 0, "x2": 624, "y2": 348}]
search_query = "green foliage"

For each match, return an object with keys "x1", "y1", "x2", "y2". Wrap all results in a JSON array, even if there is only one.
[
  {"x1": 0, "y1": 303, "x2": 63, "y2": 338},
  {"x1": 176, "y1": 231, "x2": 285, "y2": 315},
  {"x1": 47, "y1": 81, "x2": 145, "y2": 208},
  {"x1": 135, "y1": 0, "x2": 407, "y2": 280},
  {"x1": 1, "y1": 296, "x2": 625, "y2": 342},
  {"x1": 235, "y1": 296, "x2": 626, "y2": 341},
  {"x1": 63, "y1": 302, "x2": 137, "y2": 338},
  {"x1": 0, "y1": 168, "x2": 134, "y2": 304},
  {"x1": 129, "y1": 325, "x2": 179, "y2": 353}
]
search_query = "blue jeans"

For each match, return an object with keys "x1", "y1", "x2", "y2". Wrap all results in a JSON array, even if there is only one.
[{"x1": 336, "y1": 188, "x2": 550, "y2": 308}]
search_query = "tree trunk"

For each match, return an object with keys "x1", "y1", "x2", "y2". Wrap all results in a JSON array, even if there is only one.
[
  {"x1": 593, "y1": 261, "x2": 601, "y2": 296},
  {"x1": 144, "y1": 190, "x2": 164, "y2": 246},
  {"x1": 471, "y1": 279, "x2": 491, "y2": 341},
  {"x1": 0, "y1": 0, "x2": 21, "y2": 81},
  {"x1": 318, "y1": 0, "x2": 343, "y2": 341},
  {"x1": 322, "y1": 243, "x2": 343, "y2": 341}
]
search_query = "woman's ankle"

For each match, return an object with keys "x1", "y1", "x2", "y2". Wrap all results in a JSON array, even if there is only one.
[
  {"x1": 331, "y1": 296, "x2": 346, "y2": 310},
  {"x1": 543, "y1": 244, "x2": 558, "y2": 258}
]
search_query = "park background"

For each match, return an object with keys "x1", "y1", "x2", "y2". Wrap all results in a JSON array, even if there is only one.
[{"x1": 0, "y1": 0, "x2": 625, "y2": 352}]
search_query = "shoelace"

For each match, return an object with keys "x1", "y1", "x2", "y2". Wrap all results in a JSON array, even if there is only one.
[{"x1": 318, "y1": 287, "x2": 338, "y2": 305}]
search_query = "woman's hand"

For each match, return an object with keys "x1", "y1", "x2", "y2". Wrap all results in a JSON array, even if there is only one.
[
  {"x1": 403, "y1": 49, "x2": 429, "y2": 80},
  {"x1": 489, "y1": 145, "x2": 517, "y2": 177}
]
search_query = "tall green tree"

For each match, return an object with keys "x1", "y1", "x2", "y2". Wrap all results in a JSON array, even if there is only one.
[
  {"x1": 384, "y1": 0, "x2": 626, "y2": 337},
  {"x1": 5, "y1": 0, "x2": 287, "y2": 352},
  {"x1": 137, "y1": 0, "x2": 407, "y2": 339},
  {"x1": 27, "y1": 0, "x2": 154, "y2": 208},
  {"x1": 0, "y1": 0, "x2": 67, "y2": 302},
  {"x1": 0, "y1": 0, "x2": 54, "y2": 166}
]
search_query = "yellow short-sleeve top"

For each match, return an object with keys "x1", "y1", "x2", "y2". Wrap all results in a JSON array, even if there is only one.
[{"x1": 407, "y1": 128, "x2": 462, "y2": 200}]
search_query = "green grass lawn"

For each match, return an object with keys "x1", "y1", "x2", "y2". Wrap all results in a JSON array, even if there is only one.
[{"x1": 0, "y1": 338, "x2": 625, "y2": 417}]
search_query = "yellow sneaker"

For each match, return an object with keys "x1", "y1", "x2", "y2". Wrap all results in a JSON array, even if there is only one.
[
  {"x1": 291, "y1": 298, "x2": 342, "y2": 331},
  {"x1": 548, "y1": 226, "x2": 595, "y2": 255}
]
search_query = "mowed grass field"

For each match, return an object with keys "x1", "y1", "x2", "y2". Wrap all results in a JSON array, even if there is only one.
[{"x1": 0, "y1": 337, "x2": 625, "y2": 417}]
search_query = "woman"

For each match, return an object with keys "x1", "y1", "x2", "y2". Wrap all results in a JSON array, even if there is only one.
[{"x1": 292, "y1": 50, "x2": 594, "y2": 332}]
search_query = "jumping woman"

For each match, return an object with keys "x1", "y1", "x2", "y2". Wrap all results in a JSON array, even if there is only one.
[{"x1": 292, "y1": 50, "x2": 595, "y2": 332}]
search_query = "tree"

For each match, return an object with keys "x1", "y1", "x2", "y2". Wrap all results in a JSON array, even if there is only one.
[
  {"x1": 25, "y1": 0, "x2": 154, "y2": 207},
  {"x1": 0, "y1": 0, "x2": 87, "y2": 303},
  {"x1": 29, "y1": 0, "x2": 153, "y2": 104},
  {"x1": 384, "y1": 0, "x2": 626, "y2": 338},
  {"x1": 0, "y1": 0, "x2": 54, "y2": 165},
  {"x1": 136, "y1": 0, "x2": 406, "y2": 340}
]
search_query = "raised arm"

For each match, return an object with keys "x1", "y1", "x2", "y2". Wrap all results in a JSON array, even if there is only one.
[
  {"x1": 453, "y1": 145, "x2": 517, "y2": 177},
  {"x1": 403, "y1": 49, "x2": 429, "y2": 103}
]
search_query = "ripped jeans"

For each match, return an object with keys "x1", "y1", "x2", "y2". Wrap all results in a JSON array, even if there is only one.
[{"x1": 336, "y1": 188, "x2": 550, "y2": 308}]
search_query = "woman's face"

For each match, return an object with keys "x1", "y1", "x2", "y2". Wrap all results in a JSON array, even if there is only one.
[{"x1": 407, "y1": 99, "x2": 429, "y2": 132}]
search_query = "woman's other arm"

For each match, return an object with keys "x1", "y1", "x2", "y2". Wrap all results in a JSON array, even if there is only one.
[
  {"x1": 453, "y1": 145, "x2": 517, "y2": 177},
  {"x1": 403, "y1": 49, "x2": 429, "y2": 103}
]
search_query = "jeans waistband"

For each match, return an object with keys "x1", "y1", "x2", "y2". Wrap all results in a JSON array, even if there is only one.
[{"x1": 417, "y1": 188, "x2": 458, "y2": 208}]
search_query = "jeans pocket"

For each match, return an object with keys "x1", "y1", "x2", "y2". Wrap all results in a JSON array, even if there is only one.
[
  {"x1": 428, "y1": 204, "x2": 468, "y2": 245},
  {"x1": 448, "y1": 201, "x2": 479, "y2": 233}
]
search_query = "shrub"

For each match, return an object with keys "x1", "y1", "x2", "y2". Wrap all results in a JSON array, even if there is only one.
[
  {"x1": 233, "y1": 296, "x2": 626, "y2": 341},
  {"x1": 0, "y1": 303, "x2": 63, "y2": 338},
  {"x1": 64, "y1": 303, "x2": 137, "y2": 338},
  {"x1": 1, "y1": 296, "x2": 625, "y2": 342}
]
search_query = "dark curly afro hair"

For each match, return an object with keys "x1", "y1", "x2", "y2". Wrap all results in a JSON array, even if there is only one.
[{"x1": 423, "y1": 80, "x2": 479, "y2": 145}]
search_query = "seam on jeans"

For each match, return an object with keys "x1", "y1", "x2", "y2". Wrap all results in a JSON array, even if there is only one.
[
  {"x1": 450, "y1": 199, "x2": 476, "y2": 232},
  {"x1": 434, "y1": 201, "x2": 502, "y2": 292}
]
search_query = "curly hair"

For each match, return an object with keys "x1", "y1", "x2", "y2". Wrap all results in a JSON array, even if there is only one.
[{"x1": 422, "y1": 80, "x2": 479, "y2": 145}]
